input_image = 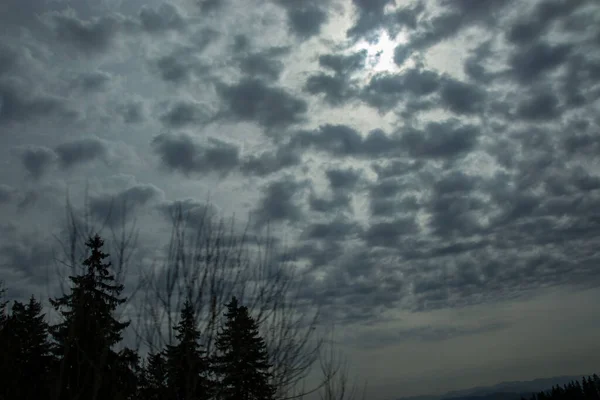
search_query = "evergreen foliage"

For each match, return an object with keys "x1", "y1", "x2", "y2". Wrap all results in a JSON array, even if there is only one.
[
  {"x1": 164, "y1": 298, "x2": 212, "y2": 400},
  {"x1": 213, "y1": 296, "x2": 276, "y2": 400},
  {"x1": 48, "y1": 234, "x2": 133, "y2": 400}
]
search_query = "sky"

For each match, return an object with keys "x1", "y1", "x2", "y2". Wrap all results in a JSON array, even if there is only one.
[{"x1": 1, "y1": 0, "x2": 600, "y2": 399}]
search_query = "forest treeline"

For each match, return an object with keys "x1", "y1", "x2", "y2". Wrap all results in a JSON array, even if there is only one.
[
  {"x1": 0, "y1": 233, "x2": 333, "y2": 400},
  {"x1": 520, "y1": 376, "x2": 600, "y2": 400}
]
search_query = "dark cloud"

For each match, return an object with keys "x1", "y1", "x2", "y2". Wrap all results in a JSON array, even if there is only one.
[
  {"x1": 363, "y1": 217, "x2": 419, "y2": 248},
  {"x1": 252, "y1": 177, "x2": 307, "y2": 226},
  {"x1": 0, "y1": 235, "x2": 54, "y2": 285},
  {"x1": 370, "y1": 195, "x2": 420, "y2": 218},
  {"x1": 17, "y1": 146, "x2": 56, "y2": 179},
  {"x1": 302, "y1": 218, "x2": 361, "y2": 241},
  {"x1": 55, "y1": 137, "x2": 108, "y2": 169},
  {"x1": 400, "y1": 120, "x2": 480, "y2": 159},
  {"x1": 372, "y1": 159, "x2": 425, "y2": 179},
  {"x1": 304, "y1": 74, "x2": 356, "y2": 106},
  {"x1": 319, "y1": 50, "x2": 367, "y2": 75},
  {"x1": 361, "y1": 68, "x2": 440, "y2": 112},
  {"x1": 152, "y1": 132, "x2": 240, "y2": 176},
  {"x1": 506, "y1": 0, "x2": 590, "y2": 44},
  {"x1": 72, "y1": 70, "x2": 111, "y2": 92},
  {"x1": 139, "y1": 3, "x2": 186, "y2": 34},
  {"x1": 237, "y1": 47, "x2": 288, "y2": 80},
  {"x1": 241, "y1": 146, "x2": 301, "y2": 177},
  {"x1": 53, "y1": 13, "x2": 123, "y2": 54},
  {"x1": 274, "y1": 0, "x2": 330, "y2": 39},
  {"x1": 0, "y1": 45, "x2": 18, "y2": 77},
  {"x1": 463, "y1": 41, "x2": 495, "y2": 84},
  {"x1": 159, "y1": 100, "x2": 209, "y2": 128},
  {"x1": 346, "y1": 0, "x2": 395, "y2": 41},
  {"x1": 308, "y1": 192, "x2": 352, "y2": 213},
  {"x1": 508, "y1": 41, "x2": 572, "y2": 84},
  {"x1": 157, "y1": 198, "x2": 219, "y2": 226},
  {"x1": 407, "y1": 0, "x2": 513, "y2": 50},
  {"x1": 516, "y1": 89, "x2": 561, "y2": 121},
  {"x1": 216, "y1": 78, "x2": 307, "y2": 130},
  {"x1": 0, "y1": 184, "x2": 15, "y2": 204},
  {"x1": 440, "y1": 77, "x2": 486, "y2": 115},
  {"x1": 290, "y1": 124, "x2": 402, "y2": 158},
  {"x1": 117, "y1": 100, "x2": 145, "y2": 123},
  {"x1": 154, "y1": 54, "x2": 193, "y2": 84},
  {"x1": 89, "y1": 184, "x2": 164, "y2": 226},
  {"x1": 326, "y1": 168, "x2": 361, "y2": 190},
  {"x1": 303, "y1": 50, "x2": 366, "y2": 106},
  {"x1": 0, "y1": 81, "x2": 74, "y2": 125},
  {"x1": 197, "y1": 0, "x2": 223, "y2": 12}
]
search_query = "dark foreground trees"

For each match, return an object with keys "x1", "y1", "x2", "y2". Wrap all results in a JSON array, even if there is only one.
[
  {"x1": 522, "y1": 376, "x2": 600, "y2": 400},
  {"x1": 0, "y1": 193, "x2": 365, "y2": 400},
  {"x1": 213, "y1": 296, "x2": 276, "y2": 400},
  {"x1": 1, "y1": 229, "x2": 356, "y2": 400}
]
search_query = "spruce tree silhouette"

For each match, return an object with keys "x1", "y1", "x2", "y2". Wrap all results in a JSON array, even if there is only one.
[
  {"x1": 2, "y1": 295, "x2": 54, "y2": 400},
  {"x1": 213, "y1": 296, "x2": 275, "y2": 400},
  {"x1": 49, "y1": 234, "x2": 133, "y2": 400},
  {"x1": 164, "y1": 298, "x2": 212, "y2": 400},
  {"x1": 139, "y1": 351, "x2": 169, "y2": 400}
]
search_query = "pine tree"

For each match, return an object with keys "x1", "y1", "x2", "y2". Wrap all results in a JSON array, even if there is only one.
[
  {"x1": 165, "y1": 298, "x2": 212, "y2": 400},
  {"x1": 213, "y1": 296, "x2": 275, "y2": 400},
  {"x1": 49, "y1": 234, "x2": 131, "y2": 400},
  {"x1": 2, "y1": 296, "x2": 54, "y2": 400},
  {"x1": 139, "y1": 351, "x2": 169, "y2": 400}
]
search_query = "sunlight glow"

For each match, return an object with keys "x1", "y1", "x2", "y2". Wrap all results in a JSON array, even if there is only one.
[{"x1": 355, "y1": 30, "x2": 408, "y2": 73}]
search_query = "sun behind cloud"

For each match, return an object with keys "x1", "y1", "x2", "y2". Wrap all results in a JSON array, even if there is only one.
[{"x1": 355, "y1": 30, "x2": 408, "y2": 73}]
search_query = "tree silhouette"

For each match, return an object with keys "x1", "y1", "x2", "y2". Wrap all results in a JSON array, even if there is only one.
[
  {"x1": 1, "y1": 295, "x2": 54, "y2": 400},
  {"x1": 139, "y1": 351, "x2": 169, "y2": 400},
  {"x1": 164, "y1": 298, "x2": 212, "y2": 400},
  {"x1": 213, "y1": 296, "x2": 275, "y2": 400},
  {"x1": 49, "y1": 234, "x2": 132, "y2": 400}
]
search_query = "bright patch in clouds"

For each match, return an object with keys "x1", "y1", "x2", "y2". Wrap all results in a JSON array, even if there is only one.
[{"x1": 357, "y1": 31, "x2": 407, "y2": 73}]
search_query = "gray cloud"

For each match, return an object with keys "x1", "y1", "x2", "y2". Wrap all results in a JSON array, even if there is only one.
[
  {"x1": 216, "y1": 78, "x2": 308, "y2": 130},
  {"x1": 53, "y1": 13, "x2": 123, "y2": 54},
  {"x1": 439, "y1": 77, "x2": 486, "y2": 115},
  {"x1": 236, "y1": 46, "x2": 289, "y2": 81},
  {"x1": 303, "y1": 50, "x2": 366, "y2": 106},
  {"x1": 400, "y1": 120, "x2": 480, "y2": 159},
  {"x1": 71, "y1": 70, "x2": 112, "y2": 92},
  {"x1": 516, "y1": 89, "x2": 561, "y2": 121},
  {"x1": 55, "y1": 137, "x2": 109, "y2": 169},
  {"x1": 17, "y1": 146, "x2": 57, "y2": 179},
  {"x1": 363, "y1": 217, "x2": 419, "y2": 248},
  {"x1": 290, "y1": 124, "x2": 403, "y2": 158},
  {"x1": 89, "y1": 183, "x2": 164, "y2": 226},
  {"x1": 117, "y1": 100, "x2": 146, "y2": 123},
  {"x1": 0, "y1": 81, "x2": 74, "y2": 125},
  {"x1": 157, "y1": 198, "x2": 219, "y2": 226},
  {"x1": 252, "y1": 176, "x2": 308, "y2": 226},
  {"x1": 139, "y1": 3, "x2": 186, "y2": 34},
  {"x1": 0, "y1": 184, "x2": 15, "y2": 204},
  {"x1": 508, "y1": 41, "x2": 572, "y2": 84},
  {"x1": 152, "y1": 132, "x2": 240, "y2": 176},
  {"x1": 309, "y1": 192, "x2": 352, "y2": 213},
  {"x1": 159, "y1": 100, "x2": 210, "y2": 128},
  {"x1": 241, "y1": 146, "x2": 302, "y2": 177},
  {"x1": 326, "y1": 167, "x2": 362, "y2": 190},
  {"x1": 274, "y1": 0, "x2": 331, "y2": 39},
  {"x1": 361, "y1": 68, "x2": 440, "y2": 112}
]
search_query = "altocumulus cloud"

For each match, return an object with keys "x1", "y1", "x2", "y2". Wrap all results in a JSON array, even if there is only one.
[{"x1": 1, "y1": 0, "x2": 600, "y2": 399}]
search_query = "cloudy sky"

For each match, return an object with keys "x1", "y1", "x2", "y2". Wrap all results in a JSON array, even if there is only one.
[{"x1": 1, "y1": 0, "x2": 600, "y2": 398}]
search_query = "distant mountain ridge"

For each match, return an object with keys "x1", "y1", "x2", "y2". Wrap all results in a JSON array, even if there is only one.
[{"x1": 397, "y1": 375, "x2": 586, "y2": 400}]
